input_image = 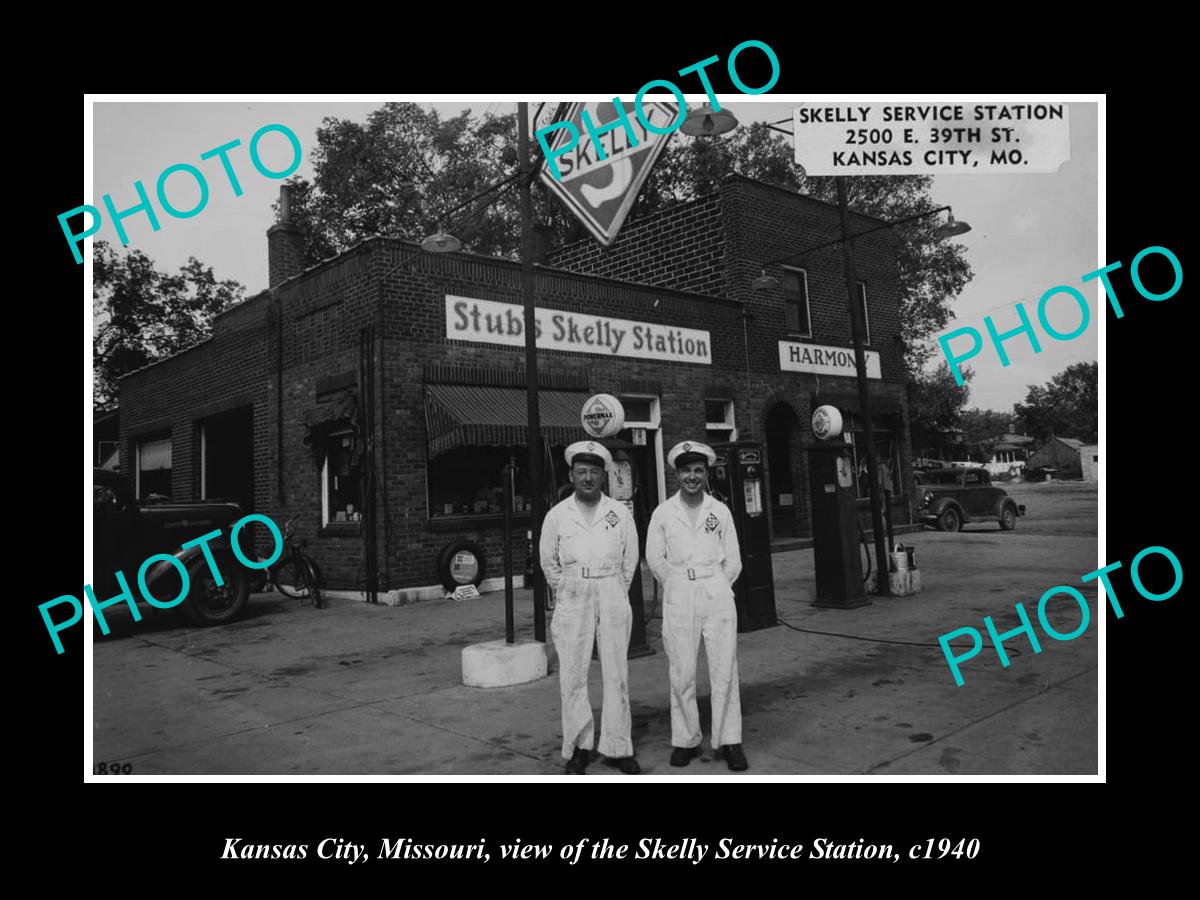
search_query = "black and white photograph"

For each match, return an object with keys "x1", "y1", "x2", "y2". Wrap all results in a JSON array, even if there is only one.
[{"x1": 81, "y1": 92, "x2": 1103, "y2": 778}]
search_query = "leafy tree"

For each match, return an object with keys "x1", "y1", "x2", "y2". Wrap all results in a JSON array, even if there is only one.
[
  {"x1": 93, "y1": 240, "x2": 245, "y2": 409},
  {"x1": 960, "y1": 408, "x2": 1018, "y2": 461},
  {"x1": 907, "y1": 363, "x2": 972, "y2": 458},
  {"x1": 1013, "y1": 362, "x2": 1098, "y2": 443},
  {"x1": 285, "y1": 103, "x2": 523, "y2": 263},
  {"x1": 285, "y1": 104, "x2": 972, "y2": 374}
]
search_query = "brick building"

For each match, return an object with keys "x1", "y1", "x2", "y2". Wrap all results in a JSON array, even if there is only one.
[{"x1": 118, "y1": 174, "x2": 913, "y2": 601}]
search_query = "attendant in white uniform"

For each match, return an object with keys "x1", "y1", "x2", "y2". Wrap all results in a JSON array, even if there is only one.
[
  {"x1": 540, "y1": 441, "x2": 642, "y2": 775},
  {"x1": 646, "y1": 440, "x2": 749, "y2": 771}
]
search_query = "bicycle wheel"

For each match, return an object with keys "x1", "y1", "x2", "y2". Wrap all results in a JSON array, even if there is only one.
[
  {"x1": 306, "y1": 556, "x2": 324, "y2": 609},
  {"x1": 275, "y1": 557, "x2": 314, "y2": 601}
]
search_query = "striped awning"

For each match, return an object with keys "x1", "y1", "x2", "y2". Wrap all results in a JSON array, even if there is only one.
[{"x1": 425, "y1": 384, "x2": 589, "y2": 457}]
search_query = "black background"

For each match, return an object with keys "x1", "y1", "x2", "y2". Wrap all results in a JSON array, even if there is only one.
[{"x1": 24, "y1": 30, "x2": 1188, "y2": 885}]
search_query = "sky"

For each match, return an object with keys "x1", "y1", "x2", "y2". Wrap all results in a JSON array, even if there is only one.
[{"x1": 90, "y1": 97, "x2": 1098, "y2": 413}]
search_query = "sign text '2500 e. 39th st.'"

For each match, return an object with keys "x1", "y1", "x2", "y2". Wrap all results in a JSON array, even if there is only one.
[{"x1": 445, "y1": 295, "x2": 712, "y2": 365}]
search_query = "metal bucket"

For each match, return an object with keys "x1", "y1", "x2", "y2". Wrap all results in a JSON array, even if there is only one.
[{"x1": 891, "y1": 550, "x2": 910, "y2": 572}]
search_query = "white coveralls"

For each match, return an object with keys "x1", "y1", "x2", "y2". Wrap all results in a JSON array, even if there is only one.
[
  {"x1": 646, "y1": 492, "x2": 743, "y2": 749},
  {"x1": 540, "y1": 493, "x2": 640, "y2": 760}
]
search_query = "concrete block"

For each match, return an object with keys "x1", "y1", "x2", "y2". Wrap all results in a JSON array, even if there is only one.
[
  {"x1": 864, "y1": 568, "x2": 922, "y2": 597},
  {"x1": 462, "y1": 639, "x2": 548, "y2": 688}
]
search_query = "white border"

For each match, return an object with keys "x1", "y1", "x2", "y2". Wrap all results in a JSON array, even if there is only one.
[{"x1": 84, "y1": 92, "x2": 1104, "y2": 784}]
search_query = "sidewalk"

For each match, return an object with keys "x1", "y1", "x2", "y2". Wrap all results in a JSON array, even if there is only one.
[{"x1": 93, "y1": 525, "x2": 1098, "y2": 776}]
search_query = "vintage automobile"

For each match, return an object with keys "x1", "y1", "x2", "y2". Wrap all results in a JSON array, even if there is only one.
[
  {"x1": 92, "y1": 468, "x2": 260, "y2": 625},
  {"x1": 914, "y1": 466, "x2": 1026, "y2": 532}
]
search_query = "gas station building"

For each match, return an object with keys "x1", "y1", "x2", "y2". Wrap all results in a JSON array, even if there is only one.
[{"x1": 117, "y1": 174, "x2": 914, "y2": 601}]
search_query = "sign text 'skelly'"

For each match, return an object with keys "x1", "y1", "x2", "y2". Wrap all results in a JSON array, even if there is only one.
[{"x1": 445, "y1": 295, "x2": 712, "y2": 365}]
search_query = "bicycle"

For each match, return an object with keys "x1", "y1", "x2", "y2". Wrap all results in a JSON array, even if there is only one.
[{"x1": 269, "y1": 515, "x2": 324, "y2": 608}]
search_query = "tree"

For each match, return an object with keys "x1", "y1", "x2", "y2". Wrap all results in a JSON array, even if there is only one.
[
  {"x1": 93, "y1": 240, "x2": 246, "y2": 409},
  {"x1": 1013, "y1": 362, "x2": 1098, "y2": 443},
  {"x1": 907, "y1": 363, "x2": 973, "y2": 458},
  {"x1": 285, "y1": 104, "x2": 973, "y2": 373},
  {"x1": 285, "y1": 103, "x2": 523, "y2": 262},
  {"x1": 960, "y1": 408, "x2": 1017, "y2": 462}
]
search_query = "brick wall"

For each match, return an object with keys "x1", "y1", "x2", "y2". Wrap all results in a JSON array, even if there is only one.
[{"x1": 119, "y1": 176, "x2": 915, "y2": 594}]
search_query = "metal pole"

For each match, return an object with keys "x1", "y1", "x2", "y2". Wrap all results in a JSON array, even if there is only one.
[
  {"x1": 518, "y1": 101, "x2": 547, "y2": 641},
  {"x1": 503, "y1": 459, "x2": 515, "y2": 644},
  {"x1": 835, "y1": 177, "x2": 891, "y2": 595}
]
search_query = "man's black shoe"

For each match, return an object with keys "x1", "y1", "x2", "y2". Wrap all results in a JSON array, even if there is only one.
[
  {"x1": 670, "y1": 746, "x2": 702, "y2": 767},
  {"x1": 564, "y1": 748, "x2": 590, "y2": 775},
  {"x1": 720, "y1": 744, "x2": 749, "y2": 771},
  {"x1": 604, "y1": 756, "x2": 642, "y2": 775}
]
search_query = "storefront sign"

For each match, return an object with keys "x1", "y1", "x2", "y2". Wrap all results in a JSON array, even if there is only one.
[
  {"x1": 447, "y1": 295, "x2": 712, "y2": 365},
  {"x1": 779, "y1": 341, "x2": 881, "y2": 379}
]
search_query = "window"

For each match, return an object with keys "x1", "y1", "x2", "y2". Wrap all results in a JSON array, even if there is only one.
[
  {"x1": 964, "y1": 471, "x2": 985, "y2": 485},
  {"x1": 95, "y1": 440, "x2": 118, "y2": 468},
  {"x1": 843, "y1": 414, "x2": 902, "y2": 500},
  {"x1": 136, "y1": 437, "x2": 172, "y2": 498},
  {"x1": 322, "y1": 428, "x2": 362, "y2": 526},
  {"x1": 428, "y1": 445, "x2": 563, "y2": 518},
  {"x1": 856, "y1": 282, "x2": 871, "y2": 345},
  {"x1": 782, "y1": 267, "x2": 811, "y2": 336},
  {"x1": 705, "y1": 398, "x2": 736, "y2": 443}
]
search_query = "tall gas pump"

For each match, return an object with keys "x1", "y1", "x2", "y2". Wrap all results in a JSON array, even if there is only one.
[
  {"x1": 709, "y1": 442, "x2": 777, "y2": 632},
  {"x1": 806, "y1": 405, "x2": 870, "y2": 608}
]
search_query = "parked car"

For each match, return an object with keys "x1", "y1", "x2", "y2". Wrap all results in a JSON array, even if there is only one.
[
  {"x1": 92, "y1": 468, "x2": 261, "y2": 625},
  {"x1": 914, "y1": 466, "x2": 1026, "y2": 532}
]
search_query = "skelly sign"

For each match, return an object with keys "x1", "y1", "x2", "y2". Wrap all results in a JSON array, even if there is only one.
[{"x1": 445, "y1": 295, "x2": 712, "y2": 365}]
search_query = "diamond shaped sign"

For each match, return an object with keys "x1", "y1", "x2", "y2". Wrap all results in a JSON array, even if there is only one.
[{"x1": 539, "y1": 100, "x2": 679, "y2": 247}]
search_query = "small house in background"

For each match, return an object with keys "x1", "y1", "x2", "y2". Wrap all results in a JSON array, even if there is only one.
[
  {"x1": 984, "y1": 432, "x2": 1035, "y2": 480},
  {"x1": 1080, "y1": 444, "x2": 1099, "y2": 482},
  {"x1": 1027, "y1": 437, "x2": 1087, "y2": 479}
]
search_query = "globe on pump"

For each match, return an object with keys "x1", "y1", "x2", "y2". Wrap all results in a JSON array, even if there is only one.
[{"x1": 581, "y1": 394, "x2": 626, "y2": 438}]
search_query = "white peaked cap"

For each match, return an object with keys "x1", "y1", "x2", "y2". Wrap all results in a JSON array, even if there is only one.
[
  {"x1": 667, "y1": 440, "x2": 716, "y2": 468},
  {"x1": 565, "y1": 440, "x2": 613, "y2": 468}
]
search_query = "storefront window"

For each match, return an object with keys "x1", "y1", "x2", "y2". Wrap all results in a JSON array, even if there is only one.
[
  {"x1": 428, "y1": 445, "x2": 570, "y2": 518},
  {"x1": 843, "y1": 412, "x2": 902, "y2": 500},
  {"x1": 322, "y1": 428, "x2": 362, "y2": 526}
]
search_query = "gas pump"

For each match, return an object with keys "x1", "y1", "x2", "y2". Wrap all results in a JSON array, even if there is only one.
[
  {"x1": 710, "y1": 441, "x2": 777, "y2": 632},
  {"x1": 806, "y1": 406, "x2": 870, "y2": 608},
  {"x1": 605, "y1": 444, "x2": 654, "y2": 657}
]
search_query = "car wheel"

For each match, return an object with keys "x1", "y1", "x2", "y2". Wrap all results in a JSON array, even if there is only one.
[
  {"x1": 937, "y1": 508, "x2": 962, "y2": 533},
  {"x1": 183, "y1": 549, "x2": 250, "y2": 626},
  {"x1": 999, "y1": 503, "x2": 1017, "y2": 531}
]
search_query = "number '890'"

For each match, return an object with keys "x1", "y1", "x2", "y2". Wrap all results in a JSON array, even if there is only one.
[{"x1": 94, "y1": 762, "x2": 133, "y2": 775}]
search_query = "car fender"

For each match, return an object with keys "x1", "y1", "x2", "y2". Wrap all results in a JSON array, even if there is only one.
[
  {"x1": 143, "y1": 536, "x2": 235, "y2": 589},
  {"x1": 992, "y1": 497, "x2": 1020, "y2": 518},
  {"x1": 927, "y1": 497, "x2": 964, "y2": 519}
]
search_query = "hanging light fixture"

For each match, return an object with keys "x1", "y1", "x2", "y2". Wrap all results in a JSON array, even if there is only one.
[
  {"x1": 421, "y1": 224, "x2": 462, "y2": 253},
  {"x1": 680, "y1": 104, "x2": 739, "y2": 137},
  {"x1": 751, "y1": 268, "x2": 780, "y2": 290},
  {"x1": 933, "y1": 209, "x2": 972, "y2": 238}
]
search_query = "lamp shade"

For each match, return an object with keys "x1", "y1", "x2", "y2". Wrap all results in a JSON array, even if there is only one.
[
  {"x1": 933, "y1": 212, "x2": 971, "y2": 238},
  {"x1": 680, "y1": 104, "x2": 739, "y2": 137},
  {"x1": 751, "y1": 268, "x2": 780, "y2": 290},
  {"x1": 421, "y1": 227, "x2": 462, "y2": 253}
]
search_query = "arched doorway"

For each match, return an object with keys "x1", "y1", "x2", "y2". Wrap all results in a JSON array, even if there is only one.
[{"x1": 765, "y1": 403, "x2": 801, "y2": 539}]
